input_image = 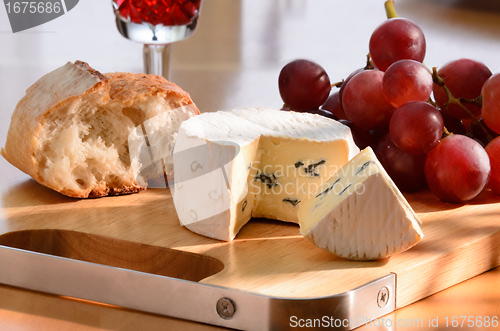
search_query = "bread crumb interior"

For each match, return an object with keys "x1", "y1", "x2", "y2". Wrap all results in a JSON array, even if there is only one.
[{"x1": 36, "y1": 93, "x2": 136, "y2": 196}]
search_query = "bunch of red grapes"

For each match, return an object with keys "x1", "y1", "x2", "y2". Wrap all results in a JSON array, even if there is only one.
[{"x1": 278, "y1": 16, "x2": 500, "y2": 203}]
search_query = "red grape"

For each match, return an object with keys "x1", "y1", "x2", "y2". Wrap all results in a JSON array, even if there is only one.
[
  {"x1": 370, "y1": 126, "x2": 389, "y2": 146},
  {"x1": 306, "y1": 108, "x2": 338, "y2": 120},
  {"x1": 278, "y1": 59, "x2": 331, "y2": 112},
  {"x1": 481, "y1": 73, "x2": 500, "y2": 134},
  {"x1": 462, "y1": 118, "x2": 475, "y2": 133},
  {"x1": 338, "y1": 68, "x2": 364, "y2": 106},
  {"x1": 321, "y1": 90, "x2": 347, "y2": 119},
  {"x1": 441, "y1": 112, "x2": 466, "y2": 135},
  {"x1": 382, "y1": 60, "x2": 433, "y2": 108},
  {"x1": 485, "y1": 136, "x2": 500, "y2": 195},
  {"x1": 468, "y1": 118, "x2": 499, "y2": 147},
  {"x1": 375, "y1": 133, "x2": 427, "y2": 193},
  {"x1": 341, "y1": 70, "x2": 395, "y2": 130},
  {"x1": 425, "y1": 134, "x2": 490, "y2": 203},
  {"x1": 338, "y1": 119, "x2": 376, "y2": 149},
  {"x1": 389, "y1": 101, "x2": 443, "y2": 155},
  {"x1": 369, "y1": 18, "x2": 426, "y2": 72},
  {"x1": 433, "y1": 59, "x2": 492, "y2": 119}
]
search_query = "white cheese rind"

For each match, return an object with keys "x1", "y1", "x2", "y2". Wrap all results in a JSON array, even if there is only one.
[
  {"x1": 298, "y1": 147, "x2": 424, "y2": 261},
  {"x1": 172, "y1": 108, "x2": 359, "y2": 241}
]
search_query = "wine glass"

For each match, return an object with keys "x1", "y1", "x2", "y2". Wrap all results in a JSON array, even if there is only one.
[{"x1": 112, "y1": 0, "x2": 202, "y2": 79}]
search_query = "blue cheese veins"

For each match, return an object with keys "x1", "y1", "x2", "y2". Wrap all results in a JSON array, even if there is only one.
[{"x1": 172, "y1": 108, "x2": 359, "y2": 241}]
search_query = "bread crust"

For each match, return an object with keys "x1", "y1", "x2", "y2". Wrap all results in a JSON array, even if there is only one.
[
  {"x1": 106, "y1": 72, "x2": 195, "y2": 109},
  {"x1": 1, "y1": 61, "x2": 108, "y2": 189},
  {"x1": 1, "y1": 61, "x2": 199, "y2": 198},
  {"x1": 105, "y1": 72, "x2": 199, "y2": 126}
]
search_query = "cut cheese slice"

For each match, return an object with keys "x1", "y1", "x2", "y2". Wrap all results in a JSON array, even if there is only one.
[
  {"x1": 171, "y1": 108, "x2": 359, "y2": 241},
  {"x1": 298, "y1": 147, "x2": 424, "y2": 261}
]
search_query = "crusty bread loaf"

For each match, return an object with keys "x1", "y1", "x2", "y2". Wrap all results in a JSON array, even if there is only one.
[{"x1": 1, "y1": 61, "x2": 199, "y2": 198}]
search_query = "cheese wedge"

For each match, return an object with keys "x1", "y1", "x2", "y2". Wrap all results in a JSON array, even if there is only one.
[
  {"x1": 298, "y1": 147, "x2": 424, "y2": 261},
  {"x1": 171, "y1": 108, "x2": 359, "y2": 241}
]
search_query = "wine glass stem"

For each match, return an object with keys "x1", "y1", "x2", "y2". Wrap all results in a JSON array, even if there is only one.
[{"x1": 143, "y1": 44, "x2": 171, "y2": 79}]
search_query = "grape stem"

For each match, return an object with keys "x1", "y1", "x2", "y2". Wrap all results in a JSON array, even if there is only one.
[
  {"x1": 365, "y1": 54, "x2": 374, "y2": 70},
  {"x1": 459, "y1": 95, "x2": 483, "y2": 108},
  {"x1": 428, "y1": 97, "x2": 438, "y2": 108},
  {"x1": 432, "y1": 67, "x2": 493, "y2": 142},
  {"x1": 442, "y1": 126, "x2": 453, "y2": 139},
  {"x1": 384, "y1": 1, "x2": 398, "y2": 19}
]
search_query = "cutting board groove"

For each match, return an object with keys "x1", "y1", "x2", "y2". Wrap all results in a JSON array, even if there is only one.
[{"x1": 0, "y1": 229, "x2": 224, "y2": 282}]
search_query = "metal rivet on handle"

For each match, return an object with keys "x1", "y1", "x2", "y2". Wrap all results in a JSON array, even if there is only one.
[
  {"x1": 217, "y1": 297, "x2": 236, "y2": 319},
  {"x1": 377, "y1": 286, "x2": 390, "y2": 308}
]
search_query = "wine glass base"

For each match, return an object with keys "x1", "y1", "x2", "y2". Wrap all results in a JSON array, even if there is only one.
[{"x1": 115, "y1": 17, "x2": 199, "y2": 45}]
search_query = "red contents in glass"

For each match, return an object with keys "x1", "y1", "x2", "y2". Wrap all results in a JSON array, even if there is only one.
[{"x1": 115, "y1": 0, "x2": 201, "y2": 26}]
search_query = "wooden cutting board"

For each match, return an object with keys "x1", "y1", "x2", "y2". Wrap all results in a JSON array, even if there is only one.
[{"x1": 1, "y1": 175, "x2": 499, "y2": 310}]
